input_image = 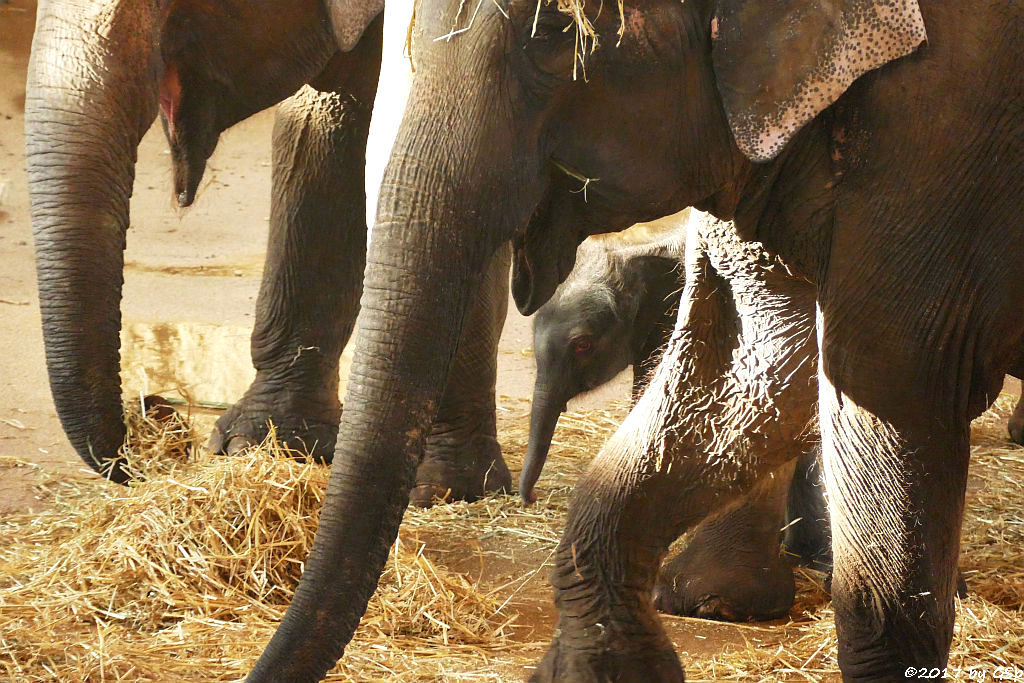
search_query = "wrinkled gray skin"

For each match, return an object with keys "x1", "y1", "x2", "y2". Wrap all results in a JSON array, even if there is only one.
[
  {"x1": 244, "y1": 0, "x2": 1023, "y2": 679},
  {"x1": 525, "y1": 222, "x2": 832, "y2": 622},
  {"x1": 634, "y1": 217, "x2": 822, "y2": 629},
  {"x1": 523, "y1": 224, "x2": 825, "y2": 622},
  {"x1": 522, "y1": 231, "x2": 685, "y2": 503},
  {"x1": 25, "y1": 0, "x2": 510, "y2": 503}
]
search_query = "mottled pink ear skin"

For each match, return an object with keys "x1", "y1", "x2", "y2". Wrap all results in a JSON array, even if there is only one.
[
  {"x1": 712, "y1": 0, "x2": 928, "y2": 162},
  {"x1": 325, "y1": 0, "x2": 384, "y2": 51}
]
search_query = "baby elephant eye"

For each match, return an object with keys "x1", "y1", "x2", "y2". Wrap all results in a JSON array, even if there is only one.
[{"x1": 573, "y1": 339, "x2": 593, "y2": 355}]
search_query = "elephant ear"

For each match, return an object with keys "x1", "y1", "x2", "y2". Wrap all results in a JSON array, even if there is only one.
[
  {"x1": 324, "y1": 0, "x2": 384, "y2": 51},
  {"x1": 712, "y1": 0, "x2": 927, "y2": 162}
]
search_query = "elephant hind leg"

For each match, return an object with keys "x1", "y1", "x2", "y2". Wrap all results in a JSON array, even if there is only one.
[{"x1": 209, "y1": 26, "x2": 382, "y2": 460}]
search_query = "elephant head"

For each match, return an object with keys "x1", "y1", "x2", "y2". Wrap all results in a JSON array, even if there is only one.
[
  {"x1": 520, "y1": 233, "x2": 684, "y2": 503},
  {"x1": 26, "y1": 0, "x2": 381, "y2": 482},
  {"x1": 249, "y1": 0, "x2": 926, "y2": 678}
]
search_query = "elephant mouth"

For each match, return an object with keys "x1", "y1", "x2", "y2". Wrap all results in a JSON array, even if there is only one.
[
  {"x1": 159, "y1": 62, "x2": 219, "y2": 207},
  {"x1": 511, "y1": 162, "x2": 598, "y2": 315},
  {"x1": 511, "y1": 227, "x2": 579, "y2": 316}
]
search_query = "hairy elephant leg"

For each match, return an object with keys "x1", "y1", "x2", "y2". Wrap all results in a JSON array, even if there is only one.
[
  {"x1": 653, "y1": 458, "x2": 797, "y2": 621},
  {"x1": 411, "y1": 244, "x2": 513, "y2": 506},
  {"x1": 816, "y1": 313, "x2": 1014, "y2": 677},
  {"x1": 533, "y1": 216, "x2": 818, "y2": 681},
  {"x1": 818, "y1": 360, "x2": 970, "y2": 680},
  {"x1": 210, "y1": 25, "x2": 382, "y2": 459}
]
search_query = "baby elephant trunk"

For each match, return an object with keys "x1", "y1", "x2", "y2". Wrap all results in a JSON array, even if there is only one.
[{"x1": 520, "y1": 385, "x2": 567, "y2": 503}]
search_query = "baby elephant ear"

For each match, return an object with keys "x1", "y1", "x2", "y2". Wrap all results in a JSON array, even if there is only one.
[
  {"x1": 324, "y1": 0, "x2": 384, "y2": 51},
  {"x1": 712, "y1": 0, "x2": 927, "y2": 162}
]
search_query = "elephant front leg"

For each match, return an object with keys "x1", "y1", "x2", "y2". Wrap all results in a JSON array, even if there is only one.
[
  {"x1": 534, "y1": 216, "x2": 819, "y2": 680},
  {"x1": 654, "y1": 447, "x2": 831, "y2": 622},
  {"x1": 533, "y1": 398, "x2": 792, "y2": 682},
  {"x1": 209, "y1": 35, "x2": 381, "y2": 459},
  {"x1": 410, "y1": 245, "x2": 513, "y2": 505}
]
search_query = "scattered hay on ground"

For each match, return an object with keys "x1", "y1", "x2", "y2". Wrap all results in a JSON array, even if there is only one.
[
  {"x1": 0, "y1": 393, "x2": 1020, "y2": 681},
  {"x1": 0, "y1": 403, "x2": 526, "y2": 682}
]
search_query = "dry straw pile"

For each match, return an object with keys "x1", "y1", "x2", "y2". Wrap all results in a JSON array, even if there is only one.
[
  {"x1": 0, "y1": 406, "x2": 525, "y2": 681},
  {"x1": 0, "y1": 393, "x2": 1021, "y2": 681}
]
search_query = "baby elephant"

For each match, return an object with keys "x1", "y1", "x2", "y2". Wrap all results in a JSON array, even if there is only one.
[{"x1": 520, "y1": 222, "x2": 686, "y2": 503}]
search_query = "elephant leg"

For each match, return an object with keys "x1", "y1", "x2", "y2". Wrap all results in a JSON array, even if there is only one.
[
  {"x1": 533, "y1": 216, "x2": 818, "y2": 681},
  {"x1": 209, "y1": 30, "x2": 382, "y2": 459},
  {"x1": 1011, "y1": 392, "x2": 1024, "y2": 445},
  {"x1": 656, "y1": 445, "x2": 833, "y2": 621},
  {"x1": 818, "y1": 358, "x2": 970, "y2": 680},
  {"x1": 783, "y1": 446, "x2": 833, "y2": 570},
  {"x1": 816, "y1": 308, "x2": 1018, "y2": 676},
  {"x1": 653, "y1": 458, "x2": 797, "y2": 621},
  {"x1": 814, "y1": 274, "x2": 1021, "y2": 677},
  {"x1": 410, "y1": 244, "x2": 513, "y2": 506}
]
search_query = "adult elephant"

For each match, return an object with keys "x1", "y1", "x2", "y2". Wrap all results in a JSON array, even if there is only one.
[
  {"x1": 246, "y1": 0, "x2": 1023, "y2": 680},
  {"x1": 25, "y1": 0, "x2": 511, "y2": 503}
]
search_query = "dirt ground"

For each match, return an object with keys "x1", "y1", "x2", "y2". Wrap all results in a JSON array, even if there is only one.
[{"x1": 1, "y1": 3, "x2": 1021, "y2": 681}]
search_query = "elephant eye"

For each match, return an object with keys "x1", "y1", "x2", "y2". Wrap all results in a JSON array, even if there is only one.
[
  {"x1": 521, "y1": 7, "x2": 576, "y2": 77},
  {"x1": 528, "y1": 7, "x2": 574, "y2": 39},
  {"x1": 573, "y1": 338, "x2": 593, "y2": 356}
]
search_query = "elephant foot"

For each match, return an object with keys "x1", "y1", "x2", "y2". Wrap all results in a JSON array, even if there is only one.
[
  {"x1": 1009, "y1": 398, "x2": 1024, "y2": 445},
  {"x1": 208, "y1": 377, "x2": 341, "y2": 462},
  {"x1": 531, "y1": 631, "x2": 684, "y2": 683},
  {"x1": 410, "y1": 431, "x2": 511, "y2": 507},
  {"x1": 652, "y1": 541, "x2": 795, "y2": 621}
]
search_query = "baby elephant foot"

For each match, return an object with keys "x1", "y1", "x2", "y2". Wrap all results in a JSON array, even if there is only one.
[
  {"x1": 652, "y1": 543, "x2": 795, "y2": 621},
  {"x1": 532, "y1": 631, "x2": 684, "y2": 683},
  {"x1": 410, "y1": 432, "x2": 511, "y2": 507},
  {"x1": 208, "y1": 379, "x2": 340, "y2": 462}
]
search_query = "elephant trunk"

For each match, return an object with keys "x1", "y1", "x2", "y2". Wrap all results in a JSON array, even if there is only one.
[
  {"x1": 26, "y1": 0, "x2": 160, "y2": 481},
  {"x1": 249, "y1": 113, "x2": 524, "y2": 680},
  {"x1": 520, "y1": 385, "x2": 567, "y2": 503}
]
